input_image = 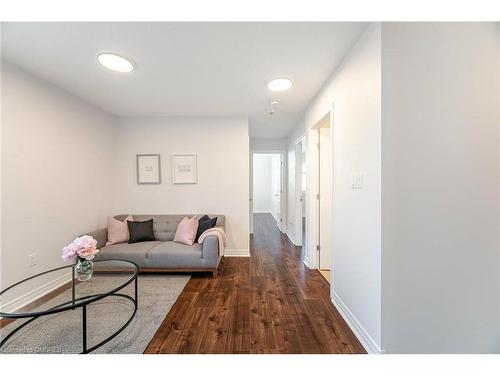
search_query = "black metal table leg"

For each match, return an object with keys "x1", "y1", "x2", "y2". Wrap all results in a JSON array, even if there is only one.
[
  {"x1": 72, "y1": 267, "x2": 76, "y2": 309},
  {"x1": 135, "y1": 276, "x2": 138, "y2": 307},
  {"x1": 82, "y1": 304, "x2": 87, "y2": 354}
]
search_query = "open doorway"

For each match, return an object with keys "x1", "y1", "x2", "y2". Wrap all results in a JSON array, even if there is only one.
[
  {"x1": 313, "y1": 114, "x2": 332, "y2": 283},
  {"x1": 251, "y1": 153, "x2": 283, "y2": 231}
]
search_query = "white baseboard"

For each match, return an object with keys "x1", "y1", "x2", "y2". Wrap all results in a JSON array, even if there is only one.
[
  {"x1": 224, "y1": 249, "x2": 251, "y2": 257},
  {"x1": 253, "y1": 210, "x2": 271, "y2": 214},
  {"x1": 0, "y1": 271, "x2": 72, "y2": 315},
  {"x1": 285, "y1": 230, "x2": 298, "y2": 245},
  {"x1": 331, "y1": 290, "x2": 382, "y2": 354}
]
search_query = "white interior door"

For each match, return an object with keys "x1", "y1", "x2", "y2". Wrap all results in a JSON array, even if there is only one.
[{"x1": 319, "y1": 125, "x2": 332, "y2": 270}]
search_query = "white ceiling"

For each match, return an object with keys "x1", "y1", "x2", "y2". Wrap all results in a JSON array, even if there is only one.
[{"x1": 1, "y1": 22, "x2": 366, "y2": 138}]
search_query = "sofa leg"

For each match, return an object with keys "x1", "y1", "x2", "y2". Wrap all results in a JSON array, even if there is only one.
[{"x1": 212, "y1": 269, "x2": 217, "y2": 279}]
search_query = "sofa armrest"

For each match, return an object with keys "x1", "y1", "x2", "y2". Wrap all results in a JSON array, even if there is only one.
[
  {"x1": 201, "y1": 235, "x2": 220, "y2": 259},
  {"x1": 84, "y1": 228, "x2": 108, "y2": 249}
]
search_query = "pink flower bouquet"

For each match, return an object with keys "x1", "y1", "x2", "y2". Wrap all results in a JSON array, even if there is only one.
[{"x1": 61, "y1": 235, "x2": 99, "y2": 262}]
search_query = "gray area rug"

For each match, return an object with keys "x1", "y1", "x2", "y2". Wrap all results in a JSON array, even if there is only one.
[{"x1": 0, "y1": 274, "x2": 190, "y2": 354}]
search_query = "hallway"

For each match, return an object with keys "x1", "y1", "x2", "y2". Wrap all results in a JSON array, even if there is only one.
[{"x1": 145, "y1": 213, "x2": 365, "y2": 353}]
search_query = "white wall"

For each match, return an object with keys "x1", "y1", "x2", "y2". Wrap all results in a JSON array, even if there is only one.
[
  {"x1": 302, "y1": 23, "x2": 382, "y2": 352},
  {"x1": 497, "y1": 27, "x2": 500, "y2": 346},
  {"x1": 252, "y1": 154, "x2": 272, "y2": 213},
  {"x1": 250, "y1": 138, "x2": 287, "y2": 152},
  {"x1": 1, "y1": 62, "x2": 117, "y2": 305},
  {"x1": 381, "y1": 22, "x2": 500, "y2": 353},
  {"x1": 0, "y1": 26, "x2": 4, "y2": 294},
  {"x1": 112, "y1": 117, "x2": 250, "y2": 252}
]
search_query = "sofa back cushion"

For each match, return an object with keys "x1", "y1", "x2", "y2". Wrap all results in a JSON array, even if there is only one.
[{"x1": 113, "y1": 214, "x2": 225, "y2": 242}]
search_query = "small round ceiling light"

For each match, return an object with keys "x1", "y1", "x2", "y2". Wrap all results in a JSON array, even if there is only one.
[
  {"x1": 97, "y1": 53, "x2": 134, "y2": 73},
  {"x1": 268, "y1": 78, "x2": 292, "y2": 91}
]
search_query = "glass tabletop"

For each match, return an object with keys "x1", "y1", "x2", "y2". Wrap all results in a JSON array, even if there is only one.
[{"x1": 0, "y1": 259, "x2": 138, "y2": 318}]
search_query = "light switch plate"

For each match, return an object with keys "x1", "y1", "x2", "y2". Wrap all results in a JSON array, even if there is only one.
[{"x1": 351, "y1": 174, "x2": 363, "y2": 189}]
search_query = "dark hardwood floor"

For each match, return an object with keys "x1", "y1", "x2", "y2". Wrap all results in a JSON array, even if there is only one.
[{"x1": 145, "y1": 213, "x2": 366, "y2": 354}]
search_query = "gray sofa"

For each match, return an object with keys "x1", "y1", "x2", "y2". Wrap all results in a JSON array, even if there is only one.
[{"x1": 87, "y1": 214, "x2": 224, "y2": 278}]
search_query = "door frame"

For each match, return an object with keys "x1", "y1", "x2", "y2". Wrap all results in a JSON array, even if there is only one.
[
  {"x1": 250, "y1": 150, "x2": 287, "y2": 234},
  {"x1": 306, "y1": 107, "x2": 334, "y2": 270},
  {"x1": 295, "y1": 135, "x2": 306, "y2": 247},
  {"x1": 317, "y1": 123, "x2": 333, "y2": 270}
]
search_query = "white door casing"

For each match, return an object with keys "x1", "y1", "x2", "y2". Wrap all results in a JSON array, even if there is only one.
[
  {"x1": 319, "y1": 125, "x2": 332, "y2": 270},
  {"x1": 271, "y1": 153, "x2": 282, "y2": 230}
]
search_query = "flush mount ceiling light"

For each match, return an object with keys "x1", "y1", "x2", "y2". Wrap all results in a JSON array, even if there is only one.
[
  {"x1": 268, "y1": 78, "x2": 293, "y2": 91},
  {"x1": 97, "y1": 53, "x2": 134, "y2": 73}
]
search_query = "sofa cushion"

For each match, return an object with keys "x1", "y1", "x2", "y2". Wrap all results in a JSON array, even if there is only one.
[
  {"x1": 146, "y1": 241, "x2": 204, "y2": 268},
  {"x1": 128, "y1": 219, "x2": 156, "y2": 243},
  {"x1": 98, "y1": 241, "x2": 161, "y2": 267}
]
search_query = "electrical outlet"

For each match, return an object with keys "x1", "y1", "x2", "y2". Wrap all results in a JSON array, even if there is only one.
[{"x1": 29, "y1": 253, "x2": 37, "y2": 267}]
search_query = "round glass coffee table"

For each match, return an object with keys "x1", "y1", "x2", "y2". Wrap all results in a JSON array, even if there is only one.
[{"x1": 0, "y1": 259, "x2": 138, "y2": 354}]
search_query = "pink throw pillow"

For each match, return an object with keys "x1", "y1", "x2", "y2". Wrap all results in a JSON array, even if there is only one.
[
  {"x1": 106, "y1": 215, "x2": 134, "y2": 245},
  {"x1": 174, "y1": 216, "x2": 199, "y2": 246}
]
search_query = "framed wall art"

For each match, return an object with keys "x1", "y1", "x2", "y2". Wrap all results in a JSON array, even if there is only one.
[
  {"x1": 136, "y1": 154, "x2": 161, "y2": 184},
  {"x1": 172, "y1": 154, "x2": 197, "y2": 184}
]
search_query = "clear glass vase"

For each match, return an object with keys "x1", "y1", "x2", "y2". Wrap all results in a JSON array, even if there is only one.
[{"x1": 75, "y1": 257, "x2": 94, "y2": 281}]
